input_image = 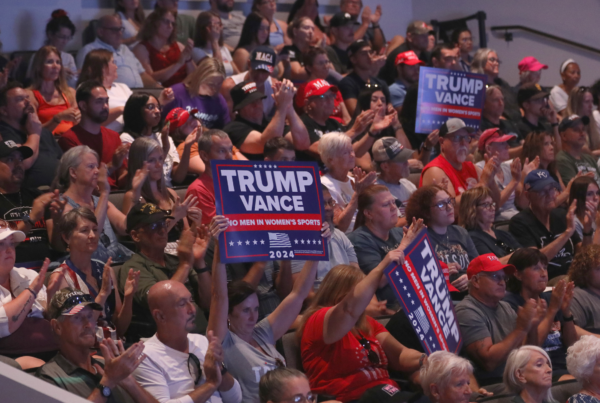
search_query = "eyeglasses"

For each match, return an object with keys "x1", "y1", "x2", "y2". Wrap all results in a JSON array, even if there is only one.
[
  {"x1": 53, "y1": 34, "x2": 73, "y2": 41},
  {"x1": 586, "y1": 190, "x2": 600, "y2": 197},
  {"x1": 102, "y1": 26, "x2": 125, "y2": 33},
  {"x1": 188, "y1": 353, "x2": 202, "y2": 385},
  {"x1": 324, "y1": 198, "x2": 337, "y2": 207},
  {"x1": 477, "y1": 201, "x2": 496, "y2": 211},
  {"x1": 445, "y1": 134, "x2": 472, "y2": 144},
  {"x1": 487, "y1": 57, "x2": 501, "y2": 64},
  {"x1": 278, "y1": 393, "x2": 317, "y2": 403},
  {"x1": 536, "y1": 187, "x2": 558, "y2": 198},
  {"x1": 479, "y1": 272, "x2": 507, "y2": 283},
  {"x1": 359, "y1": 337, "x2": 380, "y2": 365},
  {"x1": 145, "y1": 103, "x2": 162, "y2": 111},
  {"x1": 146, "y1": 221, "x2": 168, "y2": 231},
  {"x1": 432, "y1": 198, "x2": 455, "y2": 210}
]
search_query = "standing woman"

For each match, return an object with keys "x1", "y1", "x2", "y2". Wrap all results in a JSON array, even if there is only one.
[
  {"x1": 280, "y1": 17, "x2": 315, "y2": 82},
  {"x1": 452, "y1": 27, "x2": 473, "y2": 73},
  {"x1": 550, "y1": 59, "x2": 581, "y2": 117},
  {"x1": 115, "y1": 0, "x2": 145, "y2": 48},
  {"x1": 252, "y1": 0, "x2": 291, "y2": 51},
  {"x1": 27, "y1": 45, "x2": 79, "y2": 136},
  {"x1": 193, "y1": 11, "x2": 239, "y2": 77},
  {"x1": 566, "y1": 86, "x2": 600, "y2": 156},
  {"x1": 133, "y1": 8, "x2": 196, "y2": 88},
  {"x1": 232, "y1": 12, "x2": 271, "y2": 73}
]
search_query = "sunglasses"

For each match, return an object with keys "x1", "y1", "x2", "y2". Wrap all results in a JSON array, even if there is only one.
[{"x1": 359, "y1": 337, "x2": 380, "y2": 365}]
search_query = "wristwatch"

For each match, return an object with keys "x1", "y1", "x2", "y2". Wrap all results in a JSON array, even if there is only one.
[{"x1": 97, "y1": 382, "x2": 112, "y2": 398}]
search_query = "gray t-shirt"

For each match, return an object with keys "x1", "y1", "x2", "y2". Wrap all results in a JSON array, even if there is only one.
[
  {"x1": 376, "y1": 177, "x2": 417, "y2": 218},
  {"x1": 556, "y1": 150, "x2": 600, "y2": 188},
  {"x1": 223, "y1": 318, "x2": 286, "y2": 403},
  {"x1": 571, "y1": 287, "x2": 600, "y2": 334},
  {"x1": 427, "y1": 226, "x2": 479, "y2": 273},
  {"x1": 291, "y1": 228, "x2": 357, "y2": 289},
  {"x1": 221, "y1": 12, "x2": 246, "y2": 49},
  {"x1": 455, "y1": 294, "x2": 517, "y2": 385}
]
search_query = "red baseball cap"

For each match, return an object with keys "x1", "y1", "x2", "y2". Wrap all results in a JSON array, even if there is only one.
[
  {"x1": 477, "y1": 128, "x2": 517, "y2": 152},
  {"x1": 439, "y1": 262, "x2": 460, "y2": 293},
  {"x1": 165, "y1": 107, "x2": 198, "y2": 134},
  {"x1": 304, "y1": 79, "x2": 338, "y2": 100},
  {"x1": 518, "y1": 56, "x2": 548, "y2": 73},
  {"x1": 467, "y1": 253, "x2": 516, "y2": 280},
  {"x1": 395, "y1": 50, "x2": 425, "y2": 66}
]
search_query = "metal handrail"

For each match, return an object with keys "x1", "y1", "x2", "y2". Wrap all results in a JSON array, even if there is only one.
[{"x1": 490, "y1": 25, "x2": 600, "y2": 56}]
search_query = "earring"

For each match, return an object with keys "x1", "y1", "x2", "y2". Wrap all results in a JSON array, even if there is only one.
[
  {"x1": 66, "y1": 244, "x2": 70, "y2": 252},
  {"x1": 227, "y1": 319, "x2": 231, "y2": 329}
]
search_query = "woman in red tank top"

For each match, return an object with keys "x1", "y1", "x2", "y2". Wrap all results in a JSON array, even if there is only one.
[
  {"x1": 133, "y1": 8, "x2": 196, "y2": 88},
  {"x1": 27, "y1": 45, "x2": 80, "y2": 135}
]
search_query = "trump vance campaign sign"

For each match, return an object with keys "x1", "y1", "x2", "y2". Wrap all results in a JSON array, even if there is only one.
[
  {"x1": 416, "y1": 67, "x2": 487, "y2": 134},
  {"x1": 212, "y1": 160, "x2": 329, "y2": 263},
  {"x1": 385, "y1": 230, "x2": 462, "y2": 354}
]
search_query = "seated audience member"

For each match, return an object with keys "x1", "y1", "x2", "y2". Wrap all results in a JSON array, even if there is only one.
[
  {"x1": 388, "y1": 50, "x2": 423, "y2": 112},
  {"x1": 326, "y1": 12, "x2": 355, "y2": 75},
  {"x1": 168, "y1": 108, "x2": 208, "y2": 176},
  {"x1": 186, "y1": 130, "x2": 232, "y2": 225},
  {"x1": 557, "y1": 114, "x2": 600, "y2": 187},
  {"x1": 430, "y1": 43, "x2": 460, "y2": 71},
  {"x1": 452, "y1": 27, "x2": 473, "y2": 72},
  {"x1": 471, "y1": 48, "x2": 520, "y2": 122},
  {"x1": 280, "y1": 17, "x2": 316, "y2": 82},
  {"x1": 209, "y1": 0, "x2": 246, "y2": 50},
  {"x1": 163, "y1": 57, "x2": 230, "y2": 129},
  {"x1": 263, "y1": 137, "x2": 296, "y2": 161},
  {"x1": 516, "y1": 85, "x2": 559, "y2": 143},
  {"x1": 550, "y1": 59, "x2": 580, "y2": 116},
  {"x1": 516, "y1": 56, "x2": 548, "y2": 91},
  {"x1": 568, "y1": 176, "x2": 600, "y2": 239},
  {"x1": 567, "y1": 86, "x2": 600, "y2": 156},
  {"x1": 118, "y1": 203, "x2": 210, "y2": 341},
  {"x1": 339, "y1": 40, "x2": 390, "y2": 116},
  {"x1": 300, "y1": 221, "x2": 426, "y2": 402},
  {"x1": 77, "y1": 14, "x2": 157, "y2": 88},
  {"x1": 50, "y1": 207, "x2": 138, "y2": 338},
  {"x1": 420, "y1": 118, "x2": 499, "y2": 207},
  {"x1": 232, "y1": 12, "x2": 270, "y2": 73},
  {"x1": 48, "y1": 146, "x2": 133, "y2": 263},
  {"x1": 156, "y1": 0, "x2": 196, "y2": 44},
  {"x1": 476, "y1": 128, "x2": 521, "y2": 219},
  {"x1": 379, "y1": 21, "x2": 430, "y2": 85},
  {"x1": 286, "y1": 0, "x2": 328, "y2": 46},
  {"x1": 509, "y1": 169, "x2": 584, "y2": 279},
  {"x1": 568, "y1": 245, "x2": 600, "y2": 334},
  {"x1": 28, "y1": 10, "x2": 78, "y2": 88},
  {"x1": 221, "y1": 46, "x2": 277, "y2": 119},
  {"x1": 207, "y1": 216, "x2": 323, "y2": 402},
  {"x1": 252, "y1": 0, "x2": 290, "y2": 51},
  {"x1": 566, "y1": 336, "x2": 600, "y2": 403},
  {"x1": 591, "y1": 80, "x2": 600, "y2": 130},
  {"x1": 294, "y1": 47, "x2": 350, "y2": 124},
  {"x1": 405, "y1": 185, "x2": 477, "y2": 290},
  {"x1": 224, "y1": 80, "x2": 309, "y2": 160},
  {"x1": 503, "y1": 346, "x2": 554, "y2": 403},
  {"x1": 0, "y1": 141, "x2": 59, "y2": 268},
  {"x1": 347, "y1": 184, "x2": 404, "y2": 307},
  {"x1": 58, "y1": 80, "x2": 127, "y2": 188},
  {"x1": 259, "y1": 368, "x2": 321, "y2": 403},
  {"x1": 480, "y1": 85, "x2": 522, "y2": 158},
  {"x1": 504, "y1": 248, "x2": 576, "y2": 378},
  {"x1": 27, "y1": 45, "x2": 79, "y2": 136},
  {"x1": 0, "y1": 82, "x2": 63, "y2": 188},
  {"x1": 133, "y1": 280, "x2": 242, "y2": 403},
  {"x1": 372, "y1": 137, "x2": 417, "y2": 224},
  {"x1": 78, "y1": 49, "x2": 132, "y2": 133},
  {"x1": 420, "y1": 351, "x2": 474, "y2": 403},
  {"x1": 37, "y1": 288, "x2": 157, "y2": 402},
  {"x1": 459, "y1": 186, "x2": 521, "y2": 262},
  {"x1": 193, "y1": 11, "x2": 238, "y2": 77},
  {"x1": 133, "y1": 8, "x2": 196, "y2": 88},
  {"x1": 455, "y1": 254, "x2": 538, "y2": 390},
  {"x1": 339, "y1": 0, "x2": 386, "y2": 51},
  {"x1": 115, "y1": 0, "x2": 145, "y2": 48}
]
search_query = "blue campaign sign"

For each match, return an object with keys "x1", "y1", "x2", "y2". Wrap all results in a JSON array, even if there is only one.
[
  {"x1": 416, "y1": 67, "x2": 487, "y2": 134},
  {"x1": 385, "y1": 231, "x2": 462, "y2": 354},
  {"x1": 211, "y1": 160, "x2": 329, "y2": 263}
]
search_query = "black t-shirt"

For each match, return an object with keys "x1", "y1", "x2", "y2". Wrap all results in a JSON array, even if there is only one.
[
  {"x1": 295, "y1": 114, "x2": 343, "y2": 164},
  {"x1": 0, "y1": 122, "x2": 63, "y2": 188},
  {"x1": 509, "y1": 208, "x2": 581, "y2": 279},
  {"x1": 338, "y1": 72, "x2": 391, "y2": 103},
  {"x1": 386, "y1": 309, "x2": 425, "y2": 353},
  {"x1": 223, "y1": 116, "x2": 269, "y2": 161},
  {"x1": 480, "y1": 117, "x2": 522, "y2": 146},
  {"x1": 515, "y1": 116, "x2": 553, "y2": 140},
  {"x1": 379, "y1": 42, "x2": 430, "y2": 85},
  {"x1": 468, "y1": 228, "x2": 522, "y2": 258},
  {"x1": 325, "y1": 45, "x2": 350, "y2": 75},
  {"x1": 281, "y1": 44, "x2": 303, "y2": 64}
]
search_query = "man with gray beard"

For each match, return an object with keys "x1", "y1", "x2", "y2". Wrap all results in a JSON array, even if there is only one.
[{"x1": 420, "y1": 118, "x2": 500, "y2": 209}]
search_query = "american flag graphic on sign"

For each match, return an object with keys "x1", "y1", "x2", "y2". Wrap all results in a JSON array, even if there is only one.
[
  {"x1": 268, "y1": 232, "x2": 292, "y2": 248},
  {"x1": 414, "y1": 306, "x2": 431, "y2": 334}
]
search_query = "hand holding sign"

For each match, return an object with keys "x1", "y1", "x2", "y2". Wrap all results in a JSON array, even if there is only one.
[{"x1": 209, "y1": 215, "x2": 229, "y2": 241}]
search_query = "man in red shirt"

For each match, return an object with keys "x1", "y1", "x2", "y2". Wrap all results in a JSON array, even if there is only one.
[
  {"x1": 58, "y1": 80, "x2": 128, "y2": 187},
  {"x1": 185, "y1": 129, "x2": 233, "y2": 225}
]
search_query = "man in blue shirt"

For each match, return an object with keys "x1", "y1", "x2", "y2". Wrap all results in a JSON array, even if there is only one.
[{"x1": 389, "y1": 50, "x2": 423, "y2": 112}]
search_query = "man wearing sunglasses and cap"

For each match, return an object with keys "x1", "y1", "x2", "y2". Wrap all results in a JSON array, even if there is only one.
[
  {"x1": 556, "y1": 114, "x2": 600, "y2": 187},
  {"x1": 37, "y1": 288, "x2": 158, "y2": 403},
  {"x1": 117, "y1": 203, "x2": 210, "y2": 342},
  {"x1": 455, "y1": 254, "x2": 540, "y2": 391},
  {"x1": 132, "y1": 280, "x2": 242, "y2": 403}
]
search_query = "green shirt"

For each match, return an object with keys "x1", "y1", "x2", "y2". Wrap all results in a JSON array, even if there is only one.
[
  {"x1": 176, "y1": 13, "x2": 196, "y2": 45},
  {"x1": 556, "y1": 150, "x2": 600, "y2": 187}
]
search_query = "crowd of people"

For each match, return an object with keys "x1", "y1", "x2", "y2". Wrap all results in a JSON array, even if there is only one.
[{"x1": 2, "y1": 1, "x2": 600, "y2": 403}]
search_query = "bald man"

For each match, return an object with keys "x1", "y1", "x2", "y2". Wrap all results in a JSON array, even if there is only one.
[
  {"x1": 133, "y1": 281, "x2": 242, "y2": 403},
  {"x1": 77, "y1": 14, "x2": 158, "y2": 88}
]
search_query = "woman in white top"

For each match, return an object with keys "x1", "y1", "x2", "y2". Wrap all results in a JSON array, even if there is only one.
[
  {"x1": 115, "y1": 0, "x2": 145, "y2": 48},
  {"x1": 193, "y1": 11, "x2": 239, "y2": 77},
  {"x1": 550, "y1": 59, "x2": 581, "y2": 117}
]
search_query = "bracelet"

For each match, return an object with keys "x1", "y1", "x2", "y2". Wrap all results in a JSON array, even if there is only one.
[
  {"x1": 563, "y1": 314, "x2": 574, "y2": 322},
  {"x1": 25, "y1": 287, "x2": 37, "y2": 298},
  {"x1": 583, "y1": 230, "x2": 594, "y2": 237},
  {"x1": 371, "y1": 23, "x2": 380, "y2": 29},
  {"x1": 367, "y1": 130, "x2": 380, "y2": 138},
  {"x1": 194, "y1": 267, "x2": 210, "y2": 274}
]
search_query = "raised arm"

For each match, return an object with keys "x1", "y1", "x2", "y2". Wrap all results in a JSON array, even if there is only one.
[{"x1": 207, "y1": 216, "x2": 231, "y2": 341}]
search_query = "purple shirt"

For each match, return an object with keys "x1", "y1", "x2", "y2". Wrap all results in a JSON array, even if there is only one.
[{"x1": 163, "y1": 83, "x2": 231, "y2": 129}]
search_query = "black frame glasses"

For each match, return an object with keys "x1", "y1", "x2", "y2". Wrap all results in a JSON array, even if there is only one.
[{"x1": 359, "y1": 337, "x2": 380, "y2": 365}]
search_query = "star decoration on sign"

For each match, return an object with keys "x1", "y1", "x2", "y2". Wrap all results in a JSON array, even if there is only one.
[
  {"x1": 399, "y1": 278, "x2": 403, "y2": 283},
  {"x1": 229, "y1": 241, "x2": 234, "y2": 246},
  {"x1": 253, "y1": 240, "x2": 258, "y2": 245},
  {"x1": 301, "y1": 239, "x2": 305, "y2": 244},
  {"x1": 237, "y1": 241, "x2": 242, "y2": 245},
  {"x1": 245, "y1": 240, "x2": 250, "y2": 245},
  {"x1": 411, "y1": 300, "x2": 415, "y2": 305},
  {"x1": 253, "y1": 164, "x2": 257, "y2": 168},
  {"x1": 429, "y1": 336, "x2": 432, "y2": 341},
  {"x1": 403, "y1": 286, "x2": 407, "y2": 291},
  {"x1": 395, "y1": 271, "x2": 399, "y2": 276},
  {"x1": 318, "y1": 240, "x2": 321, "y2": 244},
  {"x1": 312, "y1": 240, "x2": 317, "y2": 244},
  {"x1": 407, "y1": 292, "x2": 411, "y2": 298},
  {"x1": 294, "y1": 239, "x2": 298, "y2": 244},
  {"x1": 260, "y1": 240, "x2": 265, "y2": 244}
]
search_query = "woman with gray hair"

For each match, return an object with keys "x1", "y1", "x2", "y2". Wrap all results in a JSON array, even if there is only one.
[
  {"x1": 420, "y1": 351, "x2": 473, "y2": 403},
  {"x1": 566, "y1": 336, "x2": 600, "y2": 403},
  {"x1": 503, "y1": 345, "x2": 553, "y2": 403},
  {"x1": 46, "y1": 145, "x2": 133, "y2": 264}
]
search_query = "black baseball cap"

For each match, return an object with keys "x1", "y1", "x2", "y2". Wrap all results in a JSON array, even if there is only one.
[
  {"x1": 0, "y1": 140, "x2": 33, "y2": 159},
  {"x1": 126, "y1": 202, "x2": 174, "y2": 233},
  {"x1": 347, "y1": 39, "x2": 370, "y2": 57},
  {"x1": 517, "y1": 84, "x2": 549, "y2": 107},
  {"x1": 231, "y1": 81, "x2": 267, "y2": 111},
  {"x1": 47, "y1": 289, "x2": 103, "y2": 320},
  {"x1": 250, "y1": 46, "x2": 276, "y2": 73},
  {"x1": 559, "y1": 114, "x2": 590, "y2": 132},
  {"x1": 330, "y1": 12, "x2": 354, "y2": 28}
]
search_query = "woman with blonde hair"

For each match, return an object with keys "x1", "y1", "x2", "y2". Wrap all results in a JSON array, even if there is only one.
[
  {"x1": 162, "y1": 57, "x2": 230, "y2": 129},
  {"x1": 566, "y1": 86, "x2": 600, "y2": 156},
  {"x1": 27, "y1": 45, "x2": 79, "y2": 135},
  {"x1": 420, "y1": 351, "x2": 473, "y2": 403},
  {"x1": 503, "y1": 345, "x2": 553, "y2": 403}
]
